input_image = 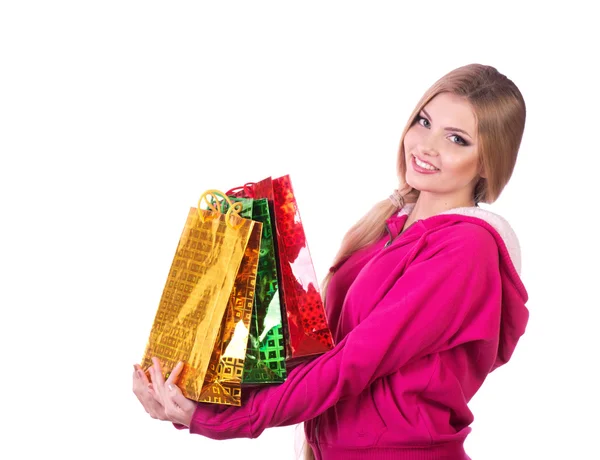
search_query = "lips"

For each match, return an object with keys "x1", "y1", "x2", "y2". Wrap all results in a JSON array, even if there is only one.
[
  {"x1": 411, "y1": 155, "x2": 440, "y2": 175},
  {"x1": 412, "y1": 154, "x2": 439, "y2": 170}
]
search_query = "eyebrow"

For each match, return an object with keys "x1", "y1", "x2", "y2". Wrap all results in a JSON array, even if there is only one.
[{"x1": 421, "y1": 109, "x2": 473, "y2": 140}]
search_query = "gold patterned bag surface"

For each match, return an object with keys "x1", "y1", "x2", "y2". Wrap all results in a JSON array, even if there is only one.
[
  {"x1": 141, "y1": 190, "x2": 262, "y2": 403},
  {"x1": 198, "y1": 196, "x2": 261, "y2": 406}
]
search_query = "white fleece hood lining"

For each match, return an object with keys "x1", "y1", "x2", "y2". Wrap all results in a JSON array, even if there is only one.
[{"x1": 399, "y1": 203, "x2": 522, "y2": 275}]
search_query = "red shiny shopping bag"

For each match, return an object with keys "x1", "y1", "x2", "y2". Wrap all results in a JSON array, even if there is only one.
[{"x1": 227, "y1": 175, "x2": 334, "y2": 362}]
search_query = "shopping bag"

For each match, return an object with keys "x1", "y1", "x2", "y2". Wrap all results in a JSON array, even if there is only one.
[
  {"x1": 197, "y1": 196, "x2": 262, "y2": 405},
  {"x1": 214, "y1": 193, "x2": 288, "y2": 384},
  {"x1": 241, "y1": 197, "x2": 288, "y2": 384},
  {"x1": 228, "y1": 175, "x2": 334, "y2": 362},
  {"x1": 141, "y1": 190, "x2": 262, "y2": 403}
]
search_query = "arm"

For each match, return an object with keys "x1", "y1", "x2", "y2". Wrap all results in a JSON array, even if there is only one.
[{"x1": 185, "y1": 224, "x2": 502, "y2": 439}]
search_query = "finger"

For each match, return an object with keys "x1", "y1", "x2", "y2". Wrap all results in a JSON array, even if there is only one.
[
  {"x1": 135, "y1": 366, "x2": 153, "y2": 396},
  {"x1": 133, "y1": 364, "x2": 150, "y2": 385},
  {"x1": 133, "y1": 378, "x2": 162, "y2": 416},
  {"x1": 146, "y1": 386, "x2": 168, "y2": 421},
  {"x1": 149, "y1": 367, "x2": 168, "y2": 409},
  {"x1": 134, "y1": 366, "x2": 162, "y2": 410},
  {"x1": 147, "y1": 366, "x2": 163, "y2": 401},
  {"x1": 146, "y1": 383, "x2": 162, "y2": 403},
  {"x1": 146, "y1": 385, "x2": 170, "y2": 420},
  {"x1": 147, "y1": 383, "x2": 160, "y2": 402},
  {"x1": 164, "y1": 383, "x2": 197, "y2": 425},
  {"x1": 148, "y1": 364, "x2": 158, "y2": 386},
  {"x1": 165, "y1": 361, "x2": 184, "y2": 386},
  {"x1": 151, "y1": 357, "x2": 166, "y2": 394},
  {"x1": 169, "y1": 384, "x2": 194, "y2": 409},
  {"x1": 148, "y1": 382, "x2": 164, "y2": 403},
  {"x1": 151, "y1": 357, "x2": 165, "y2": 383},
  {"x1": 133, "y1": 371, "x2": 151, "y2": 398}
]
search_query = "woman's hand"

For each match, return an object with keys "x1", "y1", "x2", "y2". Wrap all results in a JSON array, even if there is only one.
[
  {"x1": 133, "y1": 357, "x2": 198, "y2": 427},
  {"x1": 132, "y1": 362, "x2": 168, "y2": 421}
]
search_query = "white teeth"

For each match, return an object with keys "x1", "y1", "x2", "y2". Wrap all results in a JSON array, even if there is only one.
[{"x1": 414, "y1": 156, "x2": 438, "y2": 171}]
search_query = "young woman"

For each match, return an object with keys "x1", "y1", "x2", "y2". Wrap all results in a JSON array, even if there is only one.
[{"x1": 133, "y1": 63, "x2": 529, "y2": 460}]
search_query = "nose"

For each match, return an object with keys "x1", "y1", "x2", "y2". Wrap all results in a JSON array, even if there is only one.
[
  {"x1": 417, "y1": 145, "x2": 439, "y2": 159},
  {"x1": 416, "y1": 130, "x2": 442, "y2": 158}
]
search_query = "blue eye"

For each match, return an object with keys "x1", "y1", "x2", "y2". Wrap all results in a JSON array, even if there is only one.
[
  {"x1": 450, "y1": 134, "x2": 467, "y2": 146},
  {"x1": 415, "y1": 115, "x2": 429, "y2": 128},
  {"x1": 415, "y1": 115, "x2": 469, "y2": 146}
]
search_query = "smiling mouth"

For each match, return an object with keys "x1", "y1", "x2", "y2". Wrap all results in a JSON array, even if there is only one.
[{"x1": 412, "y1": 155, "x2": 440, "y2": 171}]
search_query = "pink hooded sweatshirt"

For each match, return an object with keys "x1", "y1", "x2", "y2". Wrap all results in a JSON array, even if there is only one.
[{"x1": 174, "y1": 203, "x2": 529, "y2": 460}]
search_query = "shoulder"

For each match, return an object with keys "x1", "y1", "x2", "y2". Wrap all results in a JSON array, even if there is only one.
[
  {"x1": 425, "y1": 220, "x2": 498, "y2": 254},
  {"x1": 432, "y1": 207, "x2": 522, "y2": 274},
  {"x1": 399, "y1": 221, "x2": 502, "y2": 284},
  {"x1": 407, "y1": 220, "x2": 501, "y2": 271}
]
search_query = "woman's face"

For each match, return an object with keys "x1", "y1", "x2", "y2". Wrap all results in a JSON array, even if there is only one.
[{"x1": 403, "y1": 92, "x2": 482, "y2": 205}]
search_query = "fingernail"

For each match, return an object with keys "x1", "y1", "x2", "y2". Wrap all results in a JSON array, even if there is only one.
[
  {"x1": 137, "y1": 370, "x2": 144, "y2": 378},
  {"x1": 168, "y1": 384, "x2": 174, "y2": 391}
]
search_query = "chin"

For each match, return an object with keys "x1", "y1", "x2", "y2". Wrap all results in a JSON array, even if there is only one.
[
  {"x1": 405, "y1": 173, "x2": 431, "y2": 190},
  {"x1": 405, "y1": 176, "x2": 442, "y2": 195}
]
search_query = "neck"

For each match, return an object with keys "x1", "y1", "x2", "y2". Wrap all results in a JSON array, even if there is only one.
[{"x1": 406, "y1": 192, "x2": 476, "y2": 225}]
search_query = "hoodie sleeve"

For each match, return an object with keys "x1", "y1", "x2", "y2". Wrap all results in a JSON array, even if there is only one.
[{"x1": 183, "y1": 223, "x2": 505, "y2": 439}]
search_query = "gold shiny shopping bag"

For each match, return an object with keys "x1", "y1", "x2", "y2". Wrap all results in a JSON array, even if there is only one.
[
  {"x1": 198, "y1": 200, "x2": 261, "y2": 406},
  {"x1": 141, "y1": 190, "x2": 261, "y2": 402}
]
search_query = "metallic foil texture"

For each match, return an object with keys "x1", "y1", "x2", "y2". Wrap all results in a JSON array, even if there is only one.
[
  {"x1": 271, "y1": 175, "x2": 334, "y2": 360},
  {"x1": 240, "y1": 198, "x2": 287, "y2": 384},
  {"x1": 230, "y1": 176, "x2": 335, "y2": 361},
  {"x1": 141, "y1": 205, "x2": 258, "y2": 403},
  {"x1": 198, "y1": 220, "x2": 261, "y2": 406}
]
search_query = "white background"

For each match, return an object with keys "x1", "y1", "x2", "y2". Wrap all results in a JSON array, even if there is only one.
[{"x1": 1, "y1": 1, "x2": 598, "y2": 459}]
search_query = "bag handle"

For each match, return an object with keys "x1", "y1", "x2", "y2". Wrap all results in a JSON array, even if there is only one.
[
  {"x1": 197, "y1": 189, "x2": 245, "y2": 229},
  {"x1": 226, "y1": 182, "x2": 256, "y2": 198}
]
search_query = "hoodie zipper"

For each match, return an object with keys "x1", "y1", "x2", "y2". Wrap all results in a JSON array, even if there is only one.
[
  {"x1": 385, "y1": 220, "x2": 420, "y2": 249},
  {"x1": 312, "y1": 218, "x2": 416, "y2": 457},
  {"x1": 384, "y1": 222, "x2": 393, "y2": 248},
  {"x1": 312, "y1": 221, "x2": 402, "y2": 458}
]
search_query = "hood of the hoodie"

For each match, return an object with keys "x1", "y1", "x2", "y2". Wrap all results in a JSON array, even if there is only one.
[
  {"x1": 398, "y1": 202, "x2": 523, "y2": 275},
  {"x1": 396, "y1": 203, "x2": 529, "y2": 371}
]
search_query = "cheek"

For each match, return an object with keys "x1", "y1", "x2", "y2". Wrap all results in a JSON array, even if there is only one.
[
  {"x1": 403, "y1": 129, "x2": 417, "y2": 154},
  {"x1": 447, "y1": 155, "x2": 479, "y2": 178}
]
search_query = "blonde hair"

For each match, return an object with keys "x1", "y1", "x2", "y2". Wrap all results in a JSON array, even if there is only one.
[{"x1": 302, "y1": 63, "x2": 526, "y2": 460}]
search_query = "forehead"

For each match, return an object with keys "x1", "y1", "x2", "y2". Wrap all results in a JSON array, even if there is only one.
[{"x1": 423, "y1": 92, "x2": 477, "y2": 131}]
